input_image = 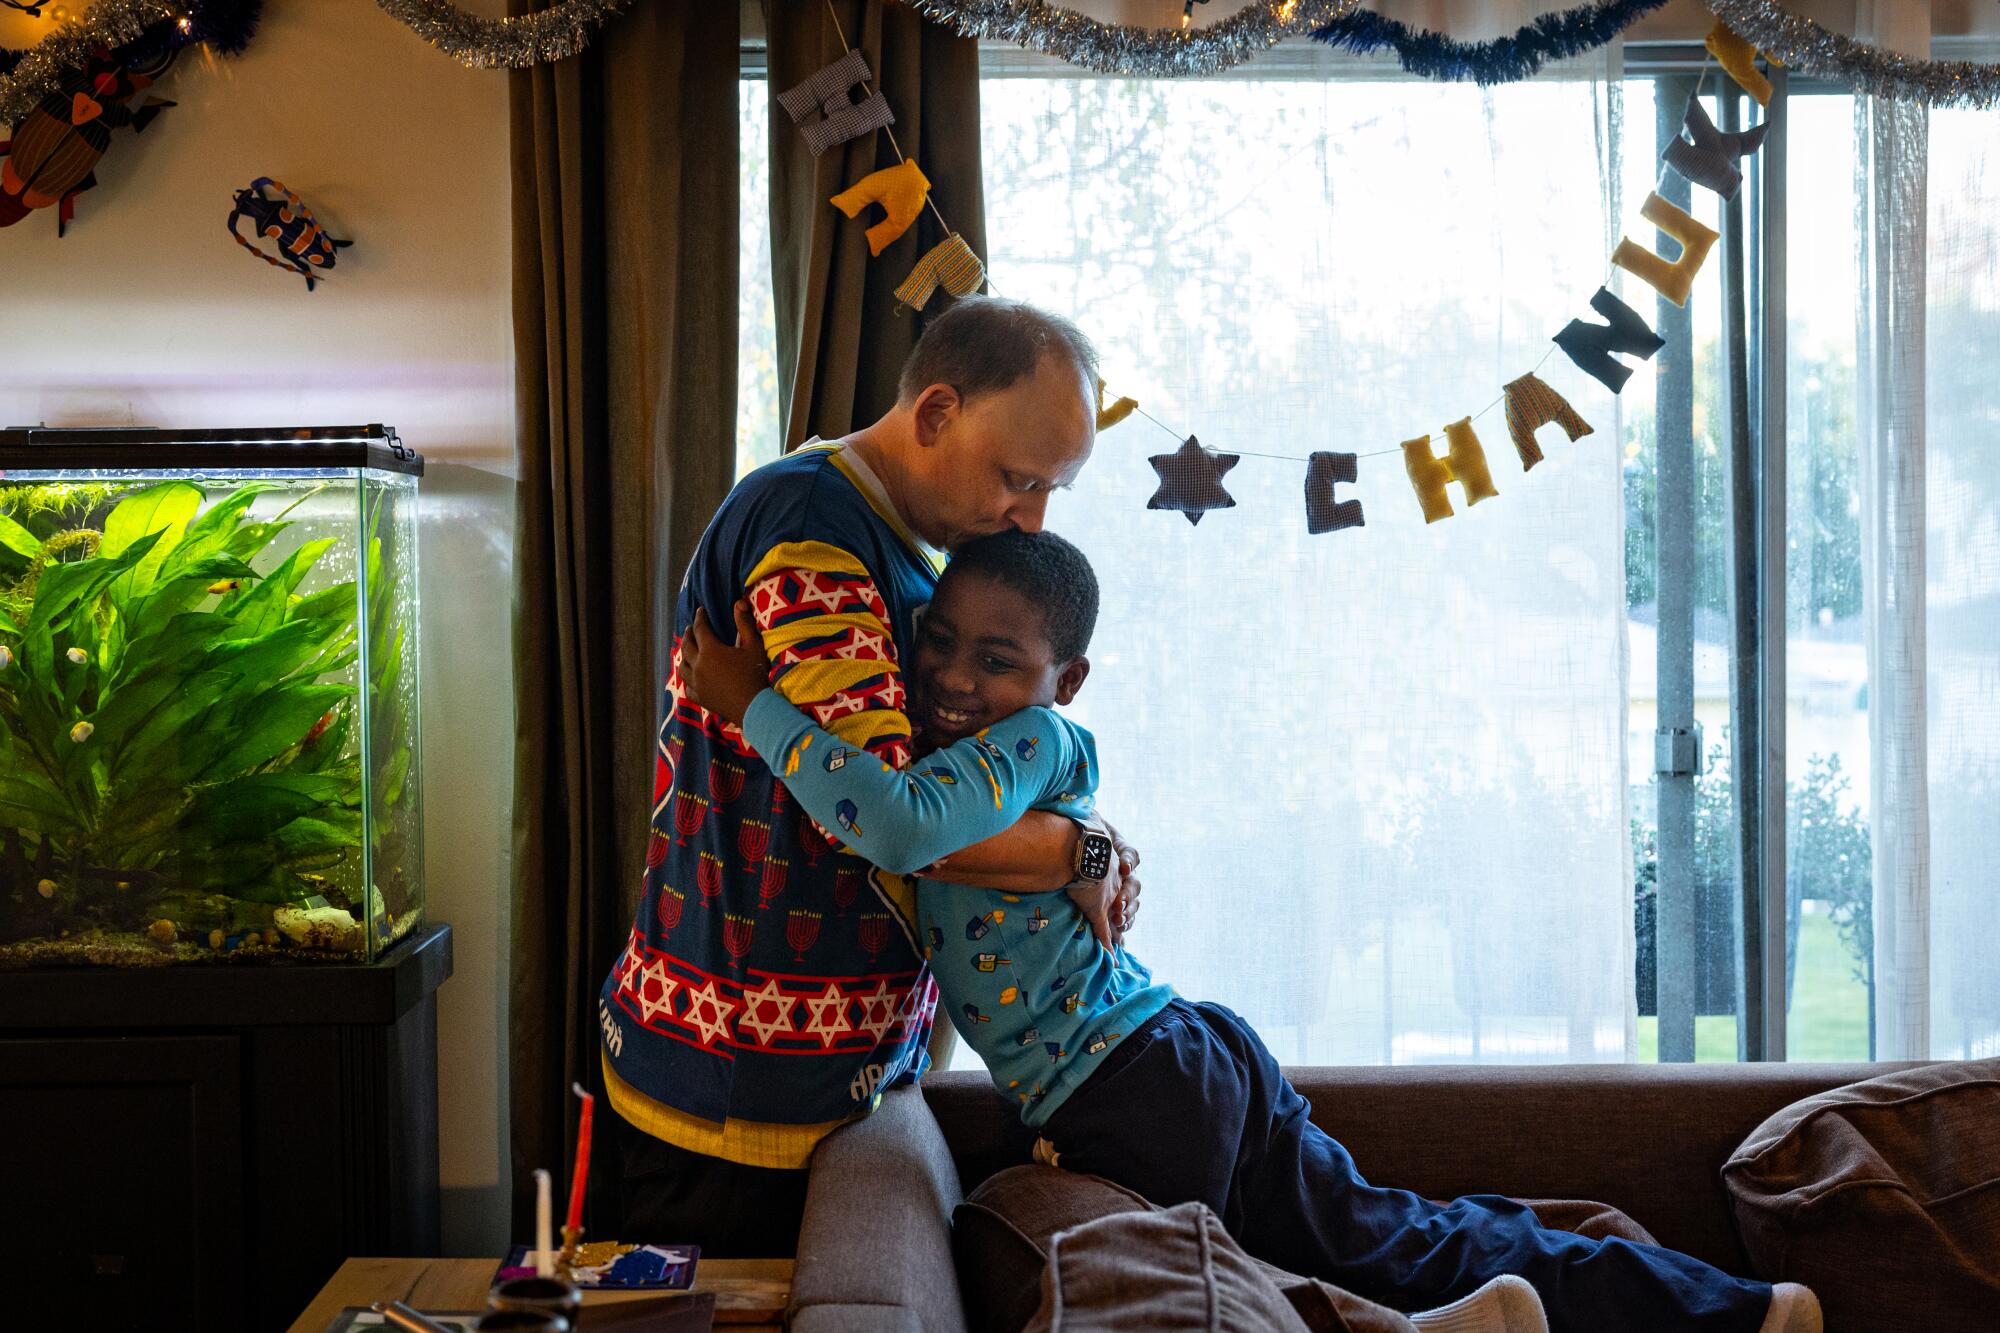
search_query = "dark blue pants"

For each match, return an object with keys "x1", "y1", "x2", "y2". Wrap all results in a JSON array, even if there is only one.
[{"x1": 1040, "y1": 999, "x2": 1772, "y2": 1333}]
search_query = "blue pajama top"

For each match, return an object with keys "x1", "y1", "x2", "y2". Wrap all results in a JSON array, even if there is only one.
[{"x1": 742, "y1": 691, "x2": 1175, "y2": 1126}]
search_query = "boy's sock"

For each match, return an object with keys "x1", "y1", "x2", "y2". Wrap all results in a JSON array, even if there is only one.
[
  {"x1": 1759, "y1": 1283, "x2": 1823, "y2": 1333},
  {"x1": 1408, "y1": 1275, "x2": 1548, "y2": 1333}
]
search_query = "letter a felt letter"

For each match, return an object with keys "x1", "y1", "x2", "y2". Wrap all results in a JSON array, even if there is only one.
[
  {"x1": 1502, "y1": 373, "x2": 1594, "y2": 472},
  {"x1": 1403, "y1": 420, "x2": 1497, "y2": 525},
  {"x1": 1553, "y1": 286, "x2": 1666, "y2": 394},
  {"x1": 831, "y1": 158, "x2": 931, "y2": 257},
  {"x1": 1304, "y1": 451, "x2": 1364, "y2": 534},
  {"x1": 1706, "y1": 19, "x2": 1773, "y2": 107},
  {"x1": 1612, "y1": 192, "x2": 1719, "y2": 309},
  {"x1": 1663, "y1": 96, "x2": 1768, "y2": 201}
]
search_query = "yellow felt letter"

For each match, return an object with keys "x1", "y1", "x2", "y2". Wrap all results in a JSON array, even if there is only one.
[
  {"x1": 1706, "y1": 19, "x2": 1773, "y2": 107},
  {"x1": 1094, "y1": 376, "x2": 1136, "y2": 432},
  {"x1": 1612, "y1": 192, "x2": 1719, "y2": 309},
  {"x1": 830, "y1": 158, "x2": 931, "y2": 257},
  {"x1": 1403, "y1": 420, "x2": 1497, "y2": 525}
]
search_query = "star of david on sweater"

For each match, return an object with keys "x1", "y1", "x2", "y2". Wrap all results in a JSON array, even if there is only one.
[
  {"x1": 682, "y1": 978, "x2": 737, "y2": 1047},
  {"x1": 635, "y1": 957, "x2": 680, "y2": 1025},
  {"x1": 737, "y1": 975, "x2": 799, "y2": 1046},
  {"x1": 804, "y1": 981, "x2": 853, "y2": 1048},
  {"x1": 853, "y1": 978, "x2": 900, "y2": 1041}
]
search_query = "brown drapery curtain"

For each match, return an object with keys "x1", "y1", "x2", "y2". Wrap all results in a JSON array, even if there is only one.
[
  {"x1": 507, "y1": 0, "x2": 740, "y2": 1231},
  {"x1": 768, "y1": 0, "x2": 987, "y2": 447}
]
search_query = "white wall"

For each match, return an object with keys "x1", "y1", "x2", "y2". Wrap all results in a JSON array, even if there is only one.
[{"x1": 0, "y1": 0, "x2": 517, "y2": 1255}]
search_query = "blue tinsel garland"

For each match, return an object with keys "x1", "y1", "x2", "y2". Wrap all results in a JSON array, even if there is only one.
[
  {"x1": 1313, "y1": 0, "x2": 1670, "y2": 85},
  {"x1": 1, "y1": 1, "x2": 263, "y2": 84}
]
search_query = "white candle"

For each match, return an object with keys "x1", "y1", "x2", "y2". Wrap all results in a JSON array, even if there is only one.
[{"x1": 534, "y1": 1168, "x2": 553, "y2": 1277}]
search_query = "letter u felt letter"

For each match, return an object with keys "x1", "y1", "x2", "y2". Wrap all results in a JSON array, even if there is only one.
[
  {"x1": 830, "y1": 158, "x2": 931, "y2": 256},
  {"x1": 1663, "y1": 96, "x2": 1768, "y2": 201},
  {"x1": 1612, "y1": 192, "x2": 1719, "y2": 309},
  {"x1": 1403, "y1": 420, "x2": 1496, "y2": 524},
  {"x1": 1502, "y1": 373, "x2": 1594, "y2": 472},
  {"x1": 1553, "y1": 286, "x2": 1666, "y2": 394}
]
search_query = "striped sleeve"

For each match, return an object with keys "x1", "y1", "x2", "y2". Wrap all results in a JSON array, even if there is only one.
[{"x1": 744, "y1": 539, "x2": 914, "y2": 771}]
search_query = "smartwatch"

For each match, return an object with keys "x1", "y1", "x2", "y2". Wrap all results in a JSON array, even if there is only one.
[{"x1": 1071, "y1": 827, "x2": 1115, "y2": 886}]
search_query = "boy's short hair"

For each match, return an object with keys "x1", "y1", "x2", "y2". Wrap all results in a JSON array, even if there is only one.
[
  {"x1": 897, "y1": 297, "x2": 1098, "y2": 408},
  {"x1": 943, "y1": 530, "x2": 1098, "y2": 662}
]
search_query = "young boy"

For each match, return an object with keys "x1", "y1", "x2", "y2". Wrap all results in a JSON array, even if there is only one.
[{"x1": 681, "y1": 530, "x2": 1820, "y2": 1333}]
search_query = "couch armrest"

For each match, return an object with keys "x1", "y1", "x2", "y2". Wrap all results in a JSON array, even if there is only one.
[{"x1": 788, "y1": 1083, "x2": 969, "y2": 1333}]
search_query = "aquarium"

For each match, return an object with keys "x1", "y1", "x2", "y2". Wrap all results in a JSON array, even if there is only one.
[{"x1": 0, "y1": 426, "x2": 423, "y2": 966}]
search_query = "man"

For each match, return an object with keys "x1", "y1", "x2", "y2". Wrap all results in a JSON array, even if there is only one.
[{"x1": 600, "y1": 297, "x2": 1137, "y2": 1255}]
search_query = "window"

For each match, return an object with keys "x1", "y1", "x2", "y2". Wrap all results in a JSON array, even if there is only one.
[{"x1": 736, "y1": 50, "x2": 2000, "y2": 1067}]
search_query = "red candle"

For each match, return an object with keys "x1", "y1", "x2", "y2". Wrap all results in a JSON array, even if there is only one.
[{"x1": 564, "y1": 1082, "x2": 594, "y2": 1234}]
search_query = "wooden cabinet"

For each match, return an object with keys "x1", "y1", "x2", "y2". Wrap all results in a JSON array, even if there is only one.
[{"x1": 0, "y1": 924, "x2": 451, "y2": 1332}]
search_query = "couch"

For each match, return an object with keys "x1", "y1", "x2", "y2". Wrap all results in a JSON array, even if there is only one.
[{"x1": 784, "y1": 1062, "x2": 1922, "y2": 1332}]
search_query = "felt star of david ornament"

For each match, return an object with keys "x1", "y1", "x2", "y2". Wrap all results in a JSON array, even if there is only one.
[{"x1": 1146, "y1": 435, "x2": 1239, "y2": 526}]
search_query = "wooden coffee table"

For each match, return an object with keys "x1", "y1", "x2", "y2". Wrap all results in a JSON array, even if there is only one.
[{"x1": 287, "y1": 1256, "x2": 792, "y2": 1332}]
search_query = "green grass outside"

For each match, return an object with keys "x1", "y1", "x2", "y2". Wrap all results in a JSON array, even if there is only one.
[{"x1": 1637, "y1": 908, "x2": 1870, "y2": 1062}]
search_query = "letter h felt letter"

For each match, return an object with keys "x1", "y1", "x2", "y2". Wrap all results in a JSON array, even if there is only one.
[
  {"x1": 1403, "y1": 419, "x2": 1497, "y2": 525},
  {"x1": 777, "y1": 48, "x2": 895, "y2": 157}
]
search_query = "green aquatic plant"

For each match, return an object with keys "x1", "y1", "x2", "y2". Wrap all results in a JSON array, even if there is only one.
[{"x1": 0, "y1": 480, "x2": 410, "y2": 945}]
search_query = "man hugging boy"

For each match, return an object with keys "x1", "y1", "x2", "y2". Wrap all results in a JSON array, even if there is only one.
[{"x1": 681, "y1": 529, "x2": 1820, "y2": 1333}]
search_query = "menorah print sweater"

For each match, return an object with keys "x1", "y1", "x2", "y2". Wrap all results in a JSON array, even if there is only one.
[
  {"x1": 739, "y1": 693, "x2": 1174, "y2": 1128},
  {"x1": 600, "y1": 441, "x2": 946, "y2": 1169}
]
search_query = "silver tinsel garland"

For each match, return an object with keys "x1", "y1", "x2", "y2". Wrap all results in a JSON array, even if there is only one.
[
  {"x1": 1706, "y1": 0, "x2": 2000, "y2": 109},
  {"x1": 0, "y1": 0, "x2": 180, "y2": 125},
  {"x1": 374, "y1": 0, "x2": 631, "y2": 69},
  {"x1": 909, "y1": 0, "x2": 1364, "y2": 78}
]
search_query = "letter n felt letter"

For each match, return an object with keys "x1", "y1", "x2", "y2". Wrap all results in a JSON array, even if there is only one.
[
  {"x1": 1553, "y1": 287, "x2": 1666, "y2": 394},
  {"x1": 1612, "y1": 192, "x2": 1718, "y2": 309},
  {"x1": 1502, "y1": 373, "x2": 1593, "y2": 472}
]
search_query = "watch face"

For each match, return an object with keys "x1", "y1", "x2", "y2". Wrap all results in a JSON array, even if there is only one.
[{"x1": 1079, "y1": 832, "x2": 1114, "y2": 881}]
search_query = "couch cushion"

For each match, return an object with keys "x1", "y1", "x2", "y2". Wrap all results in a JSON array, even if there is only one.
[
  {"x1": 1022, "y1": 1201, "x2": 1314, "y2": 1332},
  {"x1": 1722, "y1": 1058, "x2": 2000, "y2": 1332},
  {"x1": 959, "y1": 1165, "x2": 1421, "y2": 1333}
]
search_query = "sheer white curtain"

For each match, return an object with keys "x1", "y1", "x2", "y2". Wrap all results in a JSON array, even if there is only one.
[
  {"x1": 1854, "y1": 4, "x2": 2000, "y2": 1062},
  {"x1": 977, "y1": 55, "x2": 1636, "y2": 1066}
]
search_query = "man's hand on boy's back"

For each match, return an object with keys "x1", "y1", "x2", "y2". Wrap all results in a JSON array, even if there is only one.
[{"x1": 681, "y1": 599, "x2": 771, "y2": 727}]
